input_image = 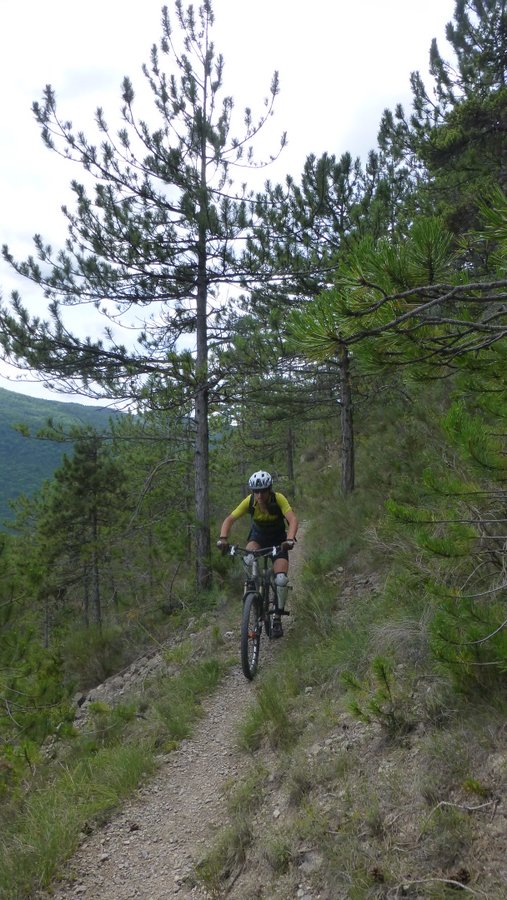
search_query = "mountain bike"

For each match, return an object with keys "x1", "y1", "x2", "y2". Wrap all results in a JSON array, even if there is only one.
[{"x1": 227, "y1": 545, "x2": 290, "y2": 680}]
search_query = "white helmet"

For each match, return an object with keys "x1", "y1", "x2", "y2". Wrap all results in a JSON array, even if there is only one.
[{"x1": 248, "y1": 470, "x2": 273, "y2": 490}]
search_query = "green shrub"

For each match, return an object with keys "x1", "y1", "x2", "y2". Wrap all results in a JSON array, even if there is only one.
[
  {"x1": 61, "y1": 624, "x2": 129, "y2": 689},
  {"x1": 430, "y1": 597, "x2": 507, "y2": 696},
  {"x1": 341, "y1": 656, "x2": 415, "y2": 740}
]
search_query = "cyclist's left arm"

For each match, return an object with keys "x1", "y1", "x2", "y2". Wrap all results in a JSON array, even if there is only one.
[
  {"x1": 285, "y1": 510, "x2": 298, "y2": 542},
  {"x1": 274, "y1": 493, "x2": 298, "y2": 542}
]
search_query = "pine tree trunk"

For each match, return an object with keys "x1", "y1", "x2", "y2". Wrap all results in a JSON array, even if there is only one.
[
  {"x1": 339, "y1": 345, "x2": 355, "y2": 495},
  {"x1": 83, "y1": 563, "x2": 90, "y2": 627},
  {"x1": 194, "y1": 377, "x2": 211, "y2": 590},
  {"x1": 287, "y1": 425, "x2": 295, "y2": 493},
  {"x1": 91, "y1": 512, "x2": 102, "y2": 627},
  {"x1": 184, "y1": 421, "x2": 194, "y2": 565},
  {"x1": 194, "y1": 166, "x2": 212, "y2": 590}
]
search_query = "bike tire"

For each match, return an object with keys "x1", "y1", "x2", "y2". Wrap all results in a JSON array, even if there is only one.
[
  {"x1": 264, "y1": 578, "x2": 279, "y2": 639},
  {"x1": 241, "y1": 591, "x2": 261, "y2": 680}
]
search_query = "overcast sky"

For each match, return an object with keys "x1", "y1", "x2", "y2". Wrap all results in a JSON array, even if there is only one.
[{"x1": 0, "y1": 0, "x2": 456, "y2": 403}]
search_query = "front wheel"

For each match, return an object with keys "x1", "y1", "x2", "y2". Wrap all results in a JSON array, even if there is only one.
[
  {"x1": 241, "y1": 592, "x2": 261, "y2": 680},
  {"x1": 263, "y1": 580, "x2": 278, "y2": 639}
]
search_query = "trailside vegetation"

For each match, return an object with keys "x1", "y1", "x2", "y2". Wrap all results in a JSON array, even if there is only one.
[{"x1": 1, "y1": 1, "x2": 507, "y2": 896}]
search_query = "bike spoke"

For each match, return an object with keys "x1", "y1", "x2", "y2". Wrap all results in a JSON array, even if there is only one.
[{"x1": 241, "y1": 592, "x2": 261, "y2": 680}]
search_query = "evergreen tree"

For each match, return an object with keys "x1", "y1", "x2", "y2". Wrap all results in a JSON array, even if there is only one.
[
  {"x1": 383, "y1": 0, "x2": 507, "y2": 236},
  {"x1": 0, "y1": 1, "x2": 284, "y2": 589},
  {"x1": 244, "y1": 151, "x2": 370, "y2": 315},
  {"x1": 36, "y1": 427, "x2": 127, "y2": 629},
  {"x1": 428, "y1": 0, "x2": 507, "y2": 104},
  {"x1": 288, "y1": 217, "x2": 458, "y2": 491},
  {"x1": 0, "y1": 532, "x2": 71, "y2": 783},
  {"x1": 109, "y1": 407, "x2": 196, "y2": 601},
  {"x1": 383, "y1": 370, "x2": 507, "y2": 694}
]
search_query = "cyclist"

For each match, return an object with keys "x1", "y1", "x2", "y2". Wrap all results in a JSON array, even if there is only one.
[{"x1": 217, "y1": 470, "x2": 298, "y2": 638}]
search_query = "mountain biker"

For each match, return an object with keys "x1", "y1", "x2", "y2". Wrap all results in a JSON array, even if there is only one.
[{"x1": 217, "y1": 470, "x2": 298, "y2": 638}]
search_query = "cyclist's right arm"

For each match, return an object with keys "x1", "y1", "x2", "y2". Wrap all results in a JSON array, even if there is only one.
[
  {"x1": 217, "y1": 498, "x2": 250, "y2": 551},
  {"x1": 218, "y1": 514, "x2": 236, "y2": 545}
]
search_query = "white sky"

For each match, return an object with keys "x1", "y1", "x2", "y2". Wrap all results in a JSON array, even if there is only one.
[{"x1": 0, "y1": 0, "x2": 456, "y2": 403}]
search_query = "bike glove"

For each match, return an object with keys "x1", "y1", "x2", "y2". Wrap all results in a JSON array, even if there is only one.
[{"x1": 282, "y1": 539, "x2": 295, "y2": 551}]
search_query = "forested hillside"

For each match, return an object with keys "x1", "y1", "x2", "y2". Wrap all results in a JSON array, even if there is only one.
[
  {"x1": 0, "y1": 386, "x2": 120, "y2": 523},
  {"x1": 0, "y1": 1, "x2": 507, "y2": 897}
]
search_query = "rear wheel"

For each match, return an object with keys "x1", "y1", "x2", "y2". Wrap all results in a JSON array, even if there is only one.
[{"x1": 241, "y1": 592, "x2": 261, "y2": 680}]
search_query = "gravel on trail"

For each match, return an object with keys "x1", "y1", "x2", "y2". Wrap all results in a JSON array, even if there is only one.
[
  {"x1": 44, "y1": 661, "x2": 258, "y2": 900},
  {"x1": 39, "y1": 541, "x2": 305, "y2": 900},
  {"x1": 34, "y1": 544, "x2": 301, "y2": 900}
]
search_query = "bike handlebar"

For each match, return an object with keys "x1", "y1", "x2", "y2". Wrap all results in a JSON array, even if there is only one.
[
  {"x1": 230, "y1": 544, "x2": 279, "y2": 558},
  {"x1": 216, "y1": 537, "x2": 296, "y2": 558}
]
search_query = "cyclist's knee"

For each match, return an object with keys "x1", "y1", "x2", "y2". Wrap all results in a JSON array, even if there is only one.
[{"x1": 274, "y1": 572, "x2": 289, "y2": 609}]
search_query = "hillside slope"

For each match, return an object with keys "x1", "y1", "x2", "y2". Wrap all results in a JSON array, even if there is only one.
[
  {"x1": 33, "y1": 536, "x2": 507, "y2": 900},
  {"x1": 37, "y1": 662, "x2": 260, "y2": 899},
  {"x1": 0, "y1": 387, "x2": 120, "y2": 524}
]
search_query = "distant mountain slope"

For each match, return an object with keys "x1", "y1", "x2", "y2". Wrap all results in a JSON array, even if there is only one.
[{"x1": 0, "y1": 387, "x2": 121, "y2": 526}]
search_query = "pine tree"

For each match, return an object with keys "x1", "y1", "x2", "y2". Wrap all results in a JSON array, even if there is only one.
[
  {"x1": 411, "y1": 0, "x2": 507, "y2": 235},
  {"x1": 0, "y1": 532, "x2": 71, "y2": 775},
  {"x1": 235, "y1": 152, "x2": 361, "y2": 333},
  {"x1": 429, "y1": 0, "x2": 507, "y2": 104},
  {"x1": 36, "y1": 427, "x2": 127, "y2": 629},
  {"x1": 0, "y1": 1, "x2": 284, "y2": 589}
]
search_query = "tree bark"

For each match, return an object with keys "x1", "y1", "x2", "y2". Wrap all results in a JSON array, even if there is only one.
[
  {"x1": 194, "y1": 104, "x2": 212, "y2": 591},
  {"x1": 194, "y1": 377, "x2": 211, "y2": 590},
  {"x1": 91, "y1": 511, "x2": 102, "y2": 627},
  {"x1": 339, "y1": 345, "x2": 355, "y2": 495},
  {"x1": 287, "y1": 425, "x2": 295, "y2": 494}
]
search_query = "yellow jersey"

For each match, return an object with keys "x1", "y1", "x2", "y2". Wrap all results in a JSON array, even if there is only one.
[{"x1": 230, "y1": 491, "x2": 292, "y2": 525}]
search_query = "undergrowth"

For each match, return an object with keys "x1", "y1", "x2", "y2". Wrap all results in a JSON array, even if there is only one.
[
  {"x1": 5, "y1": 382, "x2": 507, "y2": 899},
  {"x1": 195, "y1": 384, "x2": 507, "y2": 899},
  {"x1": 0, "y1": 639, "x2": 233, "y2": 900}
]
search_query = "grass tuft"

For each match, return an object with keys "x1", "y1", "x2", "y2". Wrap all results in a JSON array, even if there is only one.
[
  {"x1": 194, "y1": 820, "x2": 253, "y2": 896},
  {"x1": 0, "y1": 653, "x2": 230, "y2": 898},
  {"x1": 0, "y1": 742, "x2": 152, "y2": 899}
]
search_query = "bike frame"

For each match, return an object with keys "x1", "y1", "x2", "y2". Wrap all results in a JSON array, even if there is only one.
[
  {"x1": 229, "y1": 545, "x2": 281, "y2": 679},
  {"x1": 233, "y1": 545, "x2": 277, "y2": 597}
]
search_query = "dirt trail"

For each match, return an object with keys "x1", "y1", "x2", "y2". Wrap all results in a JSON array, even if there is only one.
[
  {"x1": 40, "y1": 542, "x2": 304, "y2": 900},
  {"x1": 46, "y1": 665, "x2": 254, "y2": 899}
]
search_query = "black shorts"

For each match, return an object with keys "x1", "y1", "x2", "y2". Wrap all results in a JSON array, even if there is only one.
[{"x1": 248, "y1": 525, "x2": 288, "y2": 561}]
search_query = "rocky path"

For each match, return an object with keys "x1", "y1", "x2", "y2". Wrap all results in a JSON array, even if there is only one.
[
  {"x1": 41, "y1": 542, "x2": 304, "y2": 900},
  {"x1": 46, "y1": 662, "x2": 256, "y2": 899}
]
